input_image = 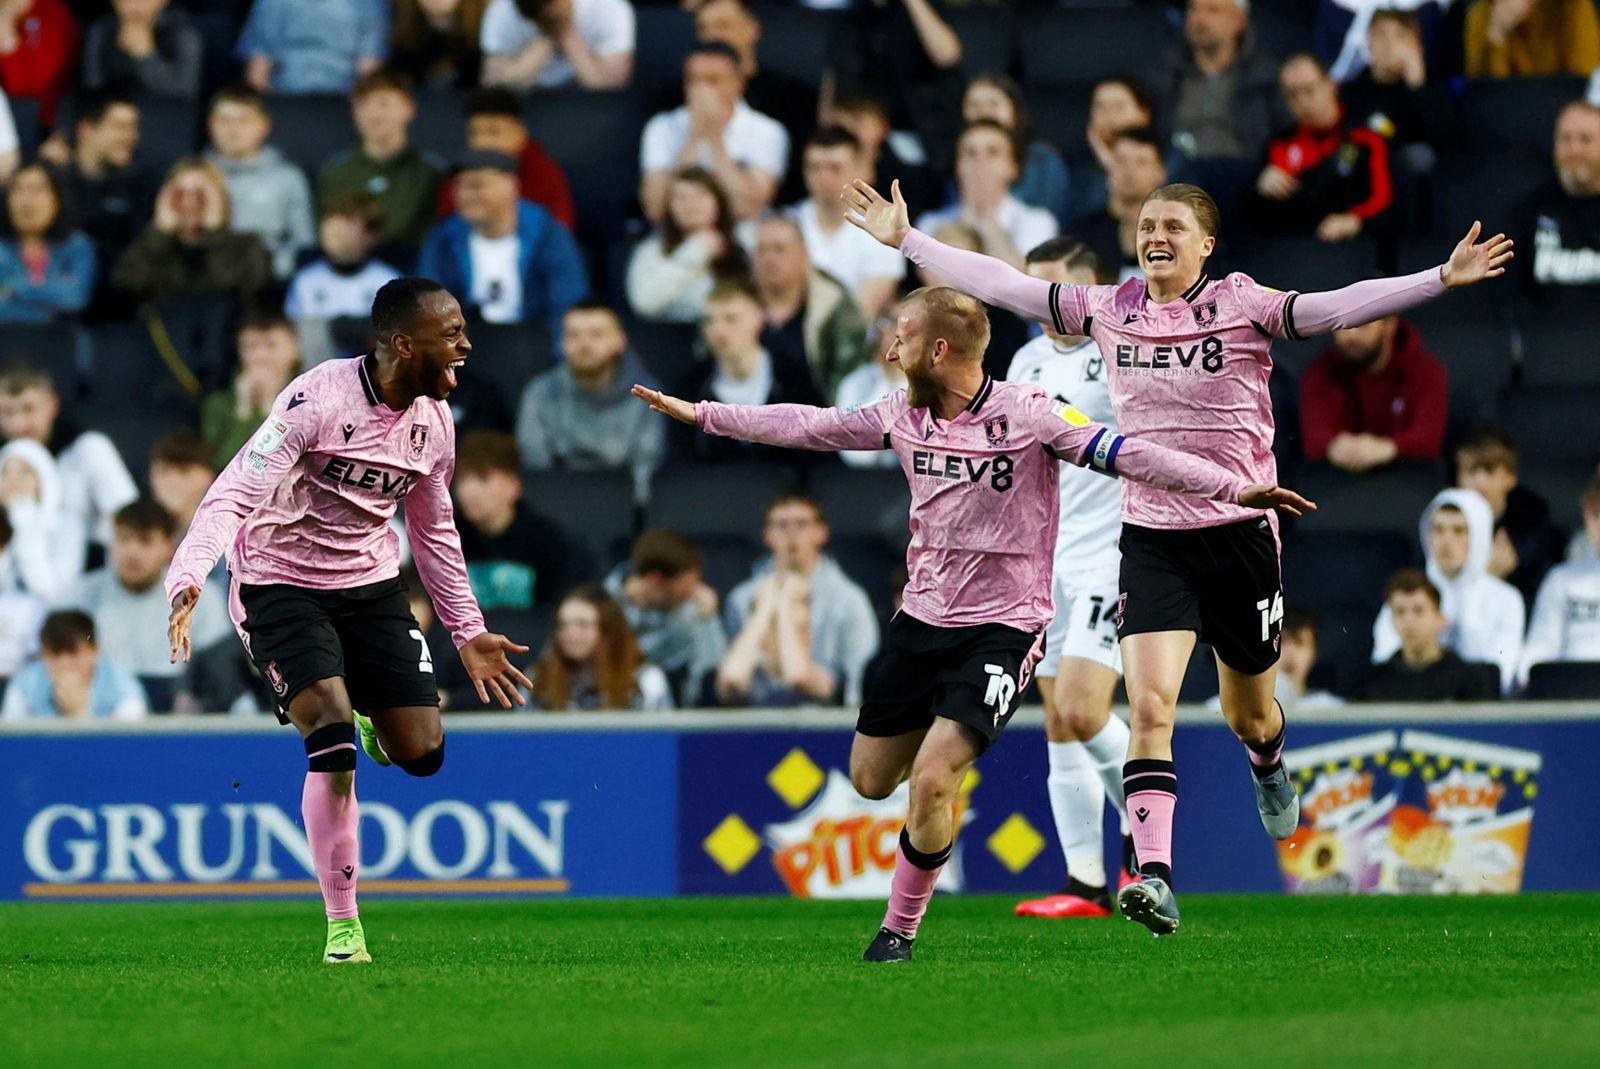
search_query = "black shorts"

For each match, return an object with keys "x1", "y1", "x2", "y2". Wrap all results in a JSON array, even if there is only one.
[
  {"x1": 1115, "y1": 517, "x2": 1284, "y2": 675},
  {"x1": 235, "y1": 576, "x2": 440, "y2": 724},
  {"x1": 858, "y1": 612, "x2": 1043, "y2": 752}
]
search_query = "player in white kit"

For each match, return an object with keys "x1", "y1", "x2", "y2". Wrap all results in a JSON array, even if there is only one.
[{"x1": 1006, "y1": 239, "x2": 1134, "y2": 919}]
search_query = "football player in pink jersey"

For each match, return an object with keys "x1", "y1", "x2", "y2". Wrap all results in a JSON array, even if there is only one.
[
  {"x1": 634, "y1": 285, "x2": 1312, "y2": 960},
  {"x1": 165, "y1": 278, "x2": 533, "y2": 963},
  {"x1": 844, "y1": 176, "x2": 1512, "y2": 935}
]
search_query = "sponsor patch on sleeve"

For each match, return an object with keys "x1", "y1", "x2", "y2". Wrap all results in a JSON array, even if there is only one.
[
  {"x1": 243, "y1": 450, "x2": 269, "y2": 472},
  {"x1": 252, "y1": 419, "x2": 292, "y2": 455},
  {"x1": 1052, "y1": 401, "x2": 1090, "y2": 427}
]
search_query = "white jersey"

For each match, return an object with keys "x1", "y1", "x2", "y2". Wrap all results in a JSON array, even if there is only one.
[
  {"x1": 1007, "y1": 334, "x2": 1121, "y2": 576},
  {"x1": 1521, "y1": 555, "x2": 1600, "y2": 676}
]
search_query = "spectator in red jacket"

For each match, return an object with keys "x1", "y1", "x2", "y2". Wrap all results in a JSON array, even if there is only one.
[
  {"x1": 0, "y1": 0, "x2": 77, "y2": 126},
  {"x1": 1251, "y1": 51, "x2": 1392, "y2": 243},
  {"x1": 1300, "y1": 314, "x2": 1447, "y2": 473},
  {"x1": 436, "y1": 87, "x2": 575, "y2": 230}
]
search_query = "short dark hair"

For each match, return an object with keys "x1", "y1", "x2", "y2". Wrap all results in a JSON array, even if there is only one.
[
  {"x1": 353, "y1": 66, "x2": 414, "y2": 100},
  {"x1": 829, "y1": 86, "x2": 888, "y2": 120},
  {"x1": 0, "y1": 358, "x2": 53, "y2": 396},
  {"x1": 239, "y1": 310, "x2": 294, "y2": 336},
  {"x1": 1369, "y1": 9, "x2": 1421, "y2": 36},
  {"x1": 455, "y1": 430, "x2": 521, "y2": 478},
  {"x1": 1025, "y1": 237, "x2": 1100, "y2": 277},
  {"x1": 465, "y1": 87, "x2": 524, "y2": 122},
  {"x1": 1281, "y1": 51, "x2": 1329, "y2": 78},
  {"x1": 765, "y1": 489, "x2": 825, "y2": 524},
  {"x1": 4, "y1": 165, "x2": 73, "y2": 242},
  {"x1": 1385, "y1": 568, "x2": 1442, "y2": 609},
  {"x1": 114, "y1": 497, "x2": 178, "y2": 539},
  {"x1": 372, "y1": 276, "x2": 448, "y2": 343},
  {"x1": 210, "y1": 81, "x2": 267, "y2": 115},
  {"x1": 150, "y1": 429, "x2": 215, "y2": 471},
  {"x1": 40, "y1": 610, "x2": 95, "y2": 654},
  {"x1": 631, "y1": 529, "x2": 704, "y2": 578},
  {"x1": 1456, "y1": 426, "x2": 1520, "y2": 472},
  {"x1": 321, "y1": 190, "x2": 386, "y2": 234},
  {"x1": 1282, "y1": 604, "x2": 1320, "y2": 640},
  {"x1": 806, "y1": 126, "x2": 861, "y2": 154},
  {"x1": 687, "y1": 42, "x2": 741, "y2": 70},
  {"x1": 958, "y1": 119, "x2": 1021, "y2": 169},
  {"x1": 1094, "y1": 74, "x2": 1156, "y2": 123},
  {"x1": 565, "y1": 298, "x2": 622, "y2": 322},
  {"x1": 1113, "y1": 125, "x2": 1165, "y2": 155},
  {"x1": 706, "y1": 276, "x2": 761, "y2": 307},
  {"x1": 77, "y1": 93, "x2": 138, "y2": 127}
]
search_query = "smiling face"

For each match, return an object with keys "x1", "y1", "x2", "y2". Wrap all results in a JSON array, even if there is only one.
[
  {"x1": 80, "y1": 102, "x2": 140, "y2": 169},
  {"x1": 1136, "y1": 198, "x2": 1214, "y2": 286},
  {"x1": 397, "y1": 291, "x2": 472, "y2": 400}
]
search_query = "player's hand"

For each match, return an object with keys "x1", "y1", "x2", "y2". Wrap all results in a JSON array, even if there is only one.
[
  {"x1": 631, "y1": 384, "x2": 700, "y2": 426},
  {"x1": 1238, "y1": 484, "x2": 1317, "y2": 517},
  {"x1": 1316, "y1": 212, "x2": 1363, "y2": 243},
  {"x1": 168, "y1": 586, "x2": 200, "y2": 664},
  {"x1": 1255, "y1": 165, "x2": 1299, "y2": 200},
  {"x1": 1441, "y1": 220, "x2": 1514, "y2": 288},
  {"x1": 842, "y1": 178, "x2": 911, "y2": 249},
  {"x1": 461, "y1": 632, "x2": 533, "y2": 709}
]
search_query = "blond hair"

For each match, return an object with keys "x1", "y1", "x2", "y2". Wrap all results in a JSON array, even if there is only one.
[
  {"x1": 902, "y1": 286, "x2": 990, "y2": 363},
  {"x1": 1143, "y1": 182, "x2": 1221, "y2": 238}
]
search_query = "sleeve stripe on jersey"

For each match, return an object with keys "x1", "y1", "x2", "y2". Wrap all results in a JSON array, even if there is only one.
[
  {"x1": 1283, "y1": 293, "x2": 1303, "y2": 341},
  {"x1": 1047, "y1": 282, "x2": 1066, "y2": 335}
]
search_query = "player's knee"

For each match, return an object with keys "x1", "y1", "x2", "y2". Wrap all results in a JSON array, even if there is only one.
[
  {"x1": 395, "y1": 739, "x2": 446, "y2": 777},
  {"x1": 1127, "y1": 690, "x2": 1177, "y2": 734},
  {"x1": 907, "y1": 766, "x2": 958, "y2": 815},
  {"x1": 851, "y1": 767, "x2": 898, "y2": 801},
  {"x1": 292, "y1": 680, "x2": 352, "y2": 728}
]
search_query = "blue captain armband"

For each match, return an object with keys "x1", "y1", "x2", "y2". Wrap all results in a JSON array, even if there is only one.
[{"x1": 1086, "y1": 428, "x2": 1124, "y2": 475}]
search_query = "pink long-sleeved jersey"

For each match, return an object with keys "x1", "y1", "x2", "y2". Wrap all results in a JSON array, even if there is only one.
[
  {"x1": 901, "y1": 228, "x2": 1448, "y2": 530},
  {"x1": 698, "y1": 379, "x2": 1251, "y2": 634},
  {"x1": 165, "y1": 356, "x2": 487, "y2": 649}
]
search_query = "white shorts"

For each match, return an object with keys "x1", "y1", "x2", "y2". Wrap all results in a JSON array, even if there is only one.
[{"x1": 1038, "y1": 568, "x2": 1123, "y2": 678}]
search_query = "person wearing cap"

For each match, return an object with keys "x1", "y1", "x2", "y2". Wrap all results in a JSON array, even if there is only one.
[
  {"x1": 436, "y1": 87, "x2": 575, "y2": 231},
  {"x1": 416, "y1": 149, "x2": 588, "y2": 329}
]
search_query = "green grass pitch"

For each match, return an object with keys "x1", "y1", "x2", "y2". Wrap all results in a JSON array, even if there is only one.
[{"x1": 4, "y1": 894, "x2": 1597, "y2": 1068}]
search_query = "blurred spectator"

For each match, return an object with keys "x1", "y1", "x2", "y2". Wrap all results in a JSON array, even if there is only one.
[
  {"x1": 1208, "y1": 603, "x2": 1344, "y2": 712},
  {"x1": 670, "y1": 279, "x2": 818, "y2": 464},
  {"x1": 752, "y1": 215, "x2": 866, "y2": 404},
  {"x1": 0, "y1": 87, "x2": 16, "y2": 184},
  {"x1": 694, "y1": 0, "x2": 813, "y2": 150},
  {"x1": 204, "y1": 84, "x2": 316, "y2": 280},
  {"x1": 531, "y1": 586, "x2": 672, "y2": 711},
  {"x1": 319, "y1": 68, "x2": 445, "y2": 250},
  {"x1": 1162, "y1": 0, "x2": 1287, "y2": 165},
  {"x1": 1464, "y1": 0, "x2": 1600, "y2": 78},
  {"x1": 389, "y1": 0, "x2": 488, "y2": 89},
  {"x1": 0, "y1": 0, "x2": 77, "y2": 125},
  {"x1": 639, "y1": 43, "x2": 788, "y2": 223},
  {"x1": 1066, "y1": 127, "x2": 1169, "y2": 283},
  {"x1": 627, "y1": 165, "x2": 747, "y2": 324},
  {"x1": 915, "y1": 121, "x2": 1058, "y2": 270},
  {"x1": 1372, "y1": 488, "x2": 1524, "y2": 694},
  {"x1": 200, "y1": 314, "x2": 302, "y2": 470},
  {"x1": 74, "y1": 498, "x2": 229, "y2": 712},
  {"x1": 1299, "y1": 315, "x2": 1446, "y2": 471},
  {"x1": 516, "y1": 300, "x2": 663, "y2": 500},
  {"x1": 0, "y1": 437, "x2": 75, "y2": 602},
  {"x1": 1064, "y1": 75, "x2": 1158, "y2": 224},
  {"x1": 417, "y1": 149, "x2": 586, "y2": 327},
  {"x1": 453, "y1": 430, "x2": 591, "y2": 610},
  {"x1": 113, "y1": 157, "x2": 274, "y2": 307},
  {"x1": 823, "y1": 0, "x2": 963, "y2": 177},
  {"x1": 835, "y1": 312, "x2": 906, "y2": 470},
  {"x1": 718, "y1": 490, "x2": 878, "y2": 706},
  {"x1": 0, "y1": 164, "x2": 95, "y2": 323},
  {"x1": 1520, "y1": 473, "x2": 1600, "y2": 676},
  {"x1": 790, "y1": 126, "x2": 905, "y2": 322},
  {"x1": 83, "y1": 0, "x2": 202, "y2": 99},
  {"x1": 239, "y1": 0, "x2": 387, "y2": 95},
  {"x1": 822, "y1": 85, "x2": 934, "y2": 215},
  {"x1": 1317, "y1": 0, "x2": 1453, "y2": 82},
  {"x1": 1515, "y1": 101, "x2": 1600, "y2": 298},
  {"x1": 1365, "y1": 569, "x2": 1495, "y2": 701},
  {"x1": 1454, "y1": 427, "x2": 1565, "y2": 606},
  {"x1": 907, "y1": 217, "x2": 1026, "y2": 368},
  {"x1": 284, "y1": 192, "x2": 400, "y2": 365},
  {"x1": 0, "y1": 359, "x2": 136, "y2": 566},
  {"x1": 0, "y1": 510, "x2": 46, "y2": 683},
  {"x1": 0, "y1": 609, "x2": 148, "y2": 720},
  {"x1": 146, "y1": 428, "x2": 215, "y2": 538},
  {"x1": 43, "y1": 96, "x2": 153, "y2": 307},
  {"x1": 437, "y1": 87, "x2": 574, "y2": 230},
  {"x1": 1340, "y1": 10, "x2": 1458, "y2": 160},
  {"x1": 961, "y1": 73, "x2": 1069, "y2": 223},
  {"x1": 1251, "y1": 53, "x2": 1392, "y2": 243},
  {"x1": 605, "y1": 528, "x2": 727, "y2": 707},
  {"x1": 479, "y1": 0, "x2": 634, "y2": 91}
]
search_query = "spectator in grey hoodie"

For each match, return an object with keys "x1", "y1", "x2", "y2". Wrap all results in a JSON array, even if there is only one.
[
  {"x1": 516, "y1": 300, "x2": 664, "y2": 502},
  {"x1": 203, "y1": 83, "x2": 315, "y2": 279},
  {"x1": 604, "y1": 528, "x2": 728, "y2": 707}
]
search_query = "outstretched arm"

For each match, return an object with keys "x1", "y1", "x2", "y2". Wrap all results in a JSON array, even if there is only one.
[
  {"x1": 841, "y1": 179, "x2": 1085, "y2": 330},
  {"x1": 1289, "y1": 222, "x2": 1514, "y2": 336},
  {"x1": 631, "y1": 384, "x2": 893, "y2": 453}
]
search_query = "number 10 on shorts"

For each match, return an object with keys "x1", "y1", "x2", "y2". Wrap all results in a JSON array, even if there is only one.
[{"x1": 1256, "y1": 592, "x2": 1284, "y2": 642}]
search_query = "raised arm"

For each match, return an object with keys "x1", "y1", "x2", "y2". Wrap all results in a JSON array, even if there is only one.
[
  {"x1": 1288, "y1": 222, "x2": 1514, "y2": 336},
  {"x1": 631, "y1": 385, "x2": 894, "y2": 453}
]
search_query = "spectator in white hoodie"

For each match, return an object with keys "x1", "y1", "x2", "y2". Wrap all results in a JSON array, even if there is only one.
[
  {"x1": 1521, "y1": 474, "x2": 1600, "y2": 677},
  {"x1": 0, "y1": 437, "x2": 82, "y2": 604},
  {"x1": 1372, "y1": 487, "x2": 1526, "y2": 694}
]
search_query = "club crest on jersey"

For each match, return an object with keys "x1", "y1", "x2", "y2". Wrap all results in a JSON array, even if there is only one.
[
  {"x1": 984, "y1": 416, "x2": 1009, "y2": 445},
  {"x1": 1084, "y1": 356, "x2": 1104, "y2": 382},
  {"x1": 409, "y1": 423, "x2": 429, "y2": 459},
  {"x1": 1193, "y1": 301, "x2": 1218, "y2": 328}
]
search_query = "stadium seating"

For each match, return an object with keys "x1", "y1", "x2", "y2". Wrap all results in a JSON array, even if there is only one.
[
  {"x1": 647, "y1": 463, "x2": 797, "y2": 539},
  {"x1": 753, "y1": 3, "x2": 836, "y2": 89},
  {"x1": 1521, "y1": 458, "x2": 1597, "y2": 530},
  {"x1": 632, "y1": 4, "x2": 699, "y2": 104},
  {"x1": 1523, "y1": 661, "x2": 1600, "y2": 700},
  {"x1": 462, "y1": 320, "x2": 557, "y2": 401},
  {"x1": 1293, "y1": 461, "x2": 1446, "y2": 534},
  {"x1": 134, "y1": 97, "x2": 203, "y2": 172},
  {"x1": 1459, "y1": 77, "x2": 1588, "y2": 162},
  {"x1": 1018, "y1": 5, "x2": 1170, "y2": 88},
  {"x1": 949, "y1": 6, "x2": 1016, "y2": 78},
  {"x1": 264, "y1": 95, "x2": 358, "y2": 178},
  {"x1": 523, "y1": 467, "x2": 638, "y2": 564},
  {"x1": 1504, "y1": 387, "x2": 1600, "y2": 466},
  {"x1": 806, "y1": 464, "x2": 911, "y2": 544}
]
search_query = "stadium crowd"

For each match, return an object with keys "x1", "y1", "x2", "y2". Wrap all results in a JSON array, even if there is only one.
[{"x1": 1, "y1": 0, "x2": 1599, "y2": 718}]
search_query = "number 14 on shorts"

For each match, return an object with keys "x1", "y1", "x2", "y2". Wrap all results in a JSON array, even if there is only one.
[{"x1": 1256, "y1": 592, "x2": 1284, "y2": 642}]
